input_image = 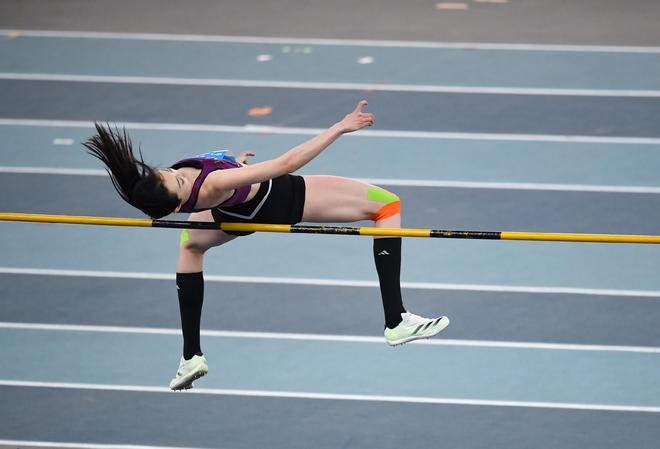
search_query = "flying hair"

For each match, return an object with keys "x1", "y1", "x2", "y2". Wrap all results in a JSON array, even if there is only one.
[{"x1": 82, "y1": 123, "x2": 179, "y2": 218}]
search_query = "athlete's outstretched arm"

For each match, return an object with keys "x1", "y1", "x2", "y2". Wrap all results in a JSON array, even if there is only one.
[{"x1": 204, "y1": 100, "x2": 374, "y2": 193}]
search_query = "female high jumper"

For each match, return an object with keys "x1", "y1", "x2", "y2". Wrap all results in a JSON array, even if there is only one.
[{"x1": 83, "y1": 100, "x2": 449, "y2": 390}]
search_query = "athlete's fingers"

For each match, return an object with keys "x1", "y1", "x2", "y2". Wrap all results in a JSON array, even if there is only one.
[{"x1": 354, "y1": 100, "x2": 368, "y2": 113}]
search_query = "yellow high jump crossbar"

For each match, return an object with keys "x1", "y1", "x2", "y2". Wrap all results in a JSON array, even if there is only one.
[{"x1": 0, "y1": 212, "x2": 659, "y2": 244}]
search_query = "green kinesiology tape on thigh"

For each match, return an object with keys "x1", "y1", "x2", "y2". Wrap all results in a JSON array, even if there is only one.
[
  {"x1": 180, "y1": 229, "x2": 190, "y2": 246},
  {"x1": 368, "y1": 187, "x2": 399, "y2": 204}
]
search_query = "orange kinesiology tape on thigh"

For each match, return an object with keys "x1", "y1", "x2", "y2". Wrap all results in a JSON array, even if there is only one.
[{"x1": 372, "y1": 200, "x2": 401, "y2": 221}]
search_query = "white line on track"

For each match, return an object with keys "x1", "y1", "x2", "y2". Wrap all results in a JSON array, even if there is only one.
[
  {"x1": 3, "y1": 29, "x2": 660, "y2": 53},
  {"x1": 2, "y1": 321, "x2": 659, "y2": 354},
  {"x1": 2, "y1": 72, "x2": 659, "y2": 98},
  {"x1": 361, "y1": 178, "x2": 660, "y2": 194},
  {"x1": 1, "y1": 379, "x2": 658, "y2": 413},
  {"x1": 0, "y1": 166, "x2": 106, "y2": 176},
  {"x1": 2, "y1": 267, "x2": 660, "y2": 298},
  {"x1": 4, "y1": 166, "x2": 660, "y2": 194},
  {"x1": 1, "y1": 118, "x2": 659, "y2": 145},
  {"x1": 0, "y1": 441, "x2": 216, "y2": 449}
]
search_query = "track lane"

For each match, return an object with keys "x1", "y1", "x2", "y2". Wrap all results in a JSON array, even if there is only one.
[
  {"x1": 2, "y1": 274, "x2": 660, "y2": 347},
  {"x1": 2, "y1": 80, "x2": 660, "y2": 137},
  {"x1": 3, "y1": 124, "x2": 660, "y2": 188},
  {"x1": 3, "y1": 386, "x2": 660, "y2": 449},
  {"x1": 2, "y1": 35, "x2": 660, "y2": 90},
  {"x1": 2, "y1": 328, "x2": 660, "y2": 406}
]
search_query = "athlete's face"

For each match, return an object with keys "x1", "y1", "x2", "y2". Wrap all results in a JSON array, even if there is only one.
[{"x1": 159, "y1": 168, "x2": 189, "y2": 212}]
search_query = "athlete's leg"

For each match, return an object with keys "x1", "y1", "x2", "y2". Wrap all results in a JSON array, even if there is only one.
[
  {"x1": 302, "y1": 175, "x2": 449, "y2": 343},
  {"x1": 302, "y1": 175, "x2": 405, "y2": 328},
  {"x1": 301, "y1": 175, "x2": 399, "y2": 225},
  {"x1": 171, "y1": 210, "x2": 237, "y2": 390},
  {"x1": 177, "y1": 209, "x2": 237, "y2": 359},
  {"x1": 177, "y1": 210, "x2": 237, "y2": 273}
]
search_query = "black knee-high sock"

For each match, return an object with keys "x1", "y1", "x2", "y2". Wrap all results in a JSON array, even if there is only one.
[
  {"x1": 176, "y1": 272, "x2": 204, "y2": 360},
  {"x1": 373, "y1": 238, "x2": 406, "y2": 329}
]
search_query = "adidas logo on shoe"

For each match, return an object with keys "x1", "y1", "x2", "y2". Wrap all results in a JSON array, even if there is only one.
[{"x1": 378, "y1": 250, "x2": 390, "y2": 256}]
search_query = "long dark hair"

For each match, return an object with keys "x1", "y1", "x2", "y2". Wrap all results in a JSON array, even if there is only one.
[{"x1": 82, "y1": 123, "x2": 179, "y2": 218}]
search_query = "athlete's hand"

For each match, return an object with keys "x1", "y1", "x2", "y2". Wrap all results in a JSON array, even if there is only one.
[
  {"x1": 237, "y1": 151, "x2": 256, "y2": 165},
  {"x1": 336, "y1": 100, "x2": 375, "y2": 133}
]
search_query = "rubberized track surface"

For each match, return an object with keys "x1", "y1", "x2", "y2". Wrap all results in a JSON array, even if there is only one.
[{"x1": 1, "y1": 2, "x2": 660, "y2": 449}]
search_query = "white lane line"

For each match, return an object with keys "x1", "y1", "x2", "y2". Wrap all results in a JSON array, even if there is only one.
[
  {"x1": 0, "y1": 441, "x2": 215, "y2": 449},
  {"x1": 2, "y1": 267, "x2": 660, "y2": 298},
  {"x1": 1, "y1": 118, "x2": 659, "y2": 144},
  {"x1": 2, "y1": 322, "x2": 659, "y2": 354},
  {"x1": 2, "y1": 72, "x2": 659, "y2": 97},
  {"x1": 4, "y1": 166, "x2": 660, "y2": 194},
  {"x1": 3, "y1": 29, "x2": 660, "y2": 53},
  {"x1": 362, "y1": 178, "x2": 660, "y2": 194},
  {"x1": 0, "y1": 167, "x2": 106, "y2": 176},
  {"x1": 1, "y1": 379, "x2": 658, "y2": 413}
]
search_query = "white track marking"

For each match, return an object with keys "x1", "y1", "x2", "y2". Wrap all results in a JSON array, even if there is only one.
[
  {"x1": 3, "y1": 166, "x2": 660, "y2": 194},
  {"x1": 356, "y1": 56, "x2": 375, "y2": 64},
  {"x1": 2, "y1": 29, "x2": 660, "y2": 53},
  {"x1": 2, "y1": 322, "x2": 659, "y2": 354},
  {"x1": 0, "y1": 441, "x2": 215, "y2": 449},
  {"x1": 2, "y1": 72, "x2": 659, "y2": 97},
  {"x1": 0, "y1": 167, "x2": 106, "y2": 176},
  {"x1": 1, "y1": 379, "x2": 658, "y2": 413},
  {"x1": 52, "y1": 138, "x2": 74, "y2": 145},
  {"x1": 1, "y1": 118, "x2": 659, "y2": 144},
  {"x1": 361, "y1": 178, "x2": 660, "y2": 194},
  {"x1": 1, "y1": 267, "x2": 660, "y2": 298}
]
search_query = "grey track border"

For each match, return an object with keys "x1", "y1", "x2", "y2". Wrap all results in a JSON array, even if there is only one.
[{"x1": 1, "y1": 0, "x2": 659, "y2": 46}]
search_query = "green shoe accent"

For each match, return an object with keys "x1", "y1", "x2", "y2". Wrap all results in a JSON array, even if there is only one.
[{"x1": 169, "y1": 354, "x2": 209, "y2": 390}]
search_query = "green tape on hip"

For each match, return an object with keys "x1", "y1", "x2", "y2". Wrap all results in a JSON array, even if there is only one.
[
  {"x1": 368, "y1": 187, "x2": 399, "y2": 204},
  {"x1": 180, "y1": 229, "x2": 190, "y2": 246}
]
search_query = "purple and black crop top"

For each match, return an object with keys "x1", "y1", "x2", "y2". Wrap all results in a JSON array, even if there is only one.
[{"x1": 171, "y1": 151, "x2": 251, "y2": 213}]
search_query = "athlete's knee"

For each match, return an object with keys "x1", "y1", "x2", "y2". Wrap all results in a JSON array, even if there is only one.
[
  {"x1": 179, "y1": 229, "x2": 210, "y2": 254},
  {"x1": 368, "y1": 187, "x2": 400, "y2": 222}
]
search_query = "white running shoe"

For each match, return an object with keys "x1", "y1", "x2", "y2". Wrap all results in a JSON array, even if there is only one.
[
  {"x1": 169, "y1": 354, "x2": 209, "y2": 391},
  {"x1": 384, "y1": 312, "x2": 450, "y2": 346}
]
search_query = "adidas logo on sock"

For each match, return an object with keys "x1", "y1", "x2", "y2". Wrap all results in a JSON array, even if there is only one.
[{"x1": 378, "y1": 250, "x2": 390, "y2": 256}]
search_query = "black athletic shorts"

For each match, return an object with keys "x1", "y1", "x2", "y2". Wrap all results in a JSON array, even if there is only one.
[{"x1": 211, "y1": 174, "x2": 306, "y2": 236}]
